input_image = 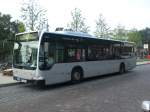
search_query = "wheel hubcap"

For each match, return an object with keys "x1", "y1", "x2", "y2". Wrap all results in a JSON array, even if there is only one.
[{"x1": 74, "y1": 72, "x2": 81, "y2": 80}]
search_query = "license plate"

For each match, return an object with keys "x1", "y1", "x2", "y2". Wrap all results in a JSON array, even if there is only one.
[
  {"x1": 21, "y1": 79, "x2": 27, "y2": 83},
  {"x1": 16, "y1": 77, "x2": 27, "y2": 83}
]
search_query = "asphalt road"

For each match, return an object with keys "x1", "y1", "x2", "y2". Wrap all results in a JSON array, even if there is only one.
[{"x1": 0, "y1": 65, "x2": 150, "y2": 112}]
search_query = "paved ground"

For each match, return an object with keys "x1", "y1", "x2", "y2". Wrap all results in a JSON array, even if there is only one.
[
  {"x1": 0, "y1": 65, "x2": 150, "y2": 112},
  {"x1": 0, "y1": 73, "x2": 17, "y2": 86}
]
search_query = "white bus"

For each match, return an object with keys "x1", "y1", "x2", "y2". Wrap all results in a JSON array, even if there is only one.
[{"x1": 13, "y1": 31, "x2": 136, "y2": 86}]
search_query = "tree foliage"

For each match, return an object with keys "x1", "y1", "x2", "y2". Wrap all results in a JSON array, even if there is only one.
[
  {"x1": 11, "y1": 20, "x2": 25, "y2": 33},
  {"x1": 139, "y1": 28, "x2": 150, "y2": 53},
  {"x1": 0, "y1": 13, "x2": 25, "y2": 62},
  {"x1": 0, "y1": 14, "x2": 10, "y2": 42},
  {"x1": 127, "y1": 29, "x2": 142, "y2": 48},
  {"x1": 67, "y1": 8, "x2": 90, "y2": 33},
  {"x1": 113, "y1": 25, "x2": 128, "y2": 41},
  {"x1": 21, "y1": 0, "x2": 47, "y2": 31},
  {"x1": 139, "y1": 27, "x2": 150, "y2": 43},
  {"x1": 94, "y1": 14, "x2": 109, "y2": 38}
]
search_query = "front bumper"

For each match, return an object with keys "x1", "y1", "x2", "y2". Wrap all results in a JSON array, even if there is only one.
[{"x1": 13, "y1": 76, "x2": 45, "y2": 85}]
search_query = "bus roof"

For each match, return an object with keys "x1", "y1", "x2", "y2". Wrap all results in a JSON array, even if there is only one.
[
  {"x1": 43, "y1": 31, "x2": 134, "y2": 45},
  {"x1": 53, "y1": 31, "x2": 93, "y2": 38},
  {"x1": 16, "y1": 31, "x2": 134, "y2": 45}
]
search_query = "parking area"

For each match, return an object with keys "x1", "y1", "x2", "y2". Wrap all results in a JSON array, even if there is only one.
[{"x1": 0, "y1": 65, "x2": 150, "y2": 112}]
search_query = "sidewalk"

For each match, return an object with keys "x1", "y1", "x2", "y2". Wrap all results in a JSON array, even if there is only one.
[
  {"x1": 136, "y1": 61, "x2": 150, "y2": 66},
  {"x1": 0, "y1": 72, "x2": 18, "y2": 87}
]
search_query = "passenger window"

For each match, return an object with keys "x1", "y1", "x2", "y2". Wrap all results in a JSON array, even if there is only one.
[
  {"x1": 67, "y1": 48, "x2": 76, "y2": 62},
  {"x1": 56, "y1": 44, "x2": 64, "y2": 63}
]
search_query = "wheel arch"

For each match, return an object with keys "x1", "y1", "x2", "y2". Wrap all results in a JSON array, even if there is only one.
[{"x1": 71, "y1": 65, "x2": 84, "y2": 77}]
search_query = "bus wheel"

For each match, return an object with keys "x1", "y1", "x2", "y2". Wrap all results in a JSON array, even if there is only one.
[
  {"x1": 119, "y1": 63, "x2": 125, "y2": 74},
  {"x1": 71, "y1": 69, "x2": 83, "y2": 83}
]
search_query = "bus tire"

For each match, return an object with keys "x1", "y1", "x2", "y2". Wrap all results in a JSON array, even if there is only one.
[
  {"x1": 119, "y1": 63, "x2": 125, "y2": 74},
  {"x1": 71, "y1": 68, "x2": 83, "y2": 83}
]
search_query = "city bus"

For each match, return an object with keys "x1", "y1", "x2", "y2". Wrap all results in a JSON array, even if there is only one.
[{"x1": 13, "y1": 31, "x2": 136, "y2": 86}]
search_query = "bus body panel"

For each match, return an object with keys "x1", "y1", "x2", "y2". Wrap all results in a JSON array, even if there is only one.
[
  {"x1": 13, "y1": 57, "x2": 136, "y2": 85},
  {"x1": 13, "y1": 68, "x2": 36, "y2": 81},
  {"x1": 125, "y1": 57, "x2": 136, "y2": 70},
  {"x1": 37, "y1": 58, "x2": 136, "y2": 85},
  {"x1": 38, "y1": 63, "x2": 71, "y2": 85},
  {"x1": 81, "y1": 60, "x2": 121, "y2": 77}
]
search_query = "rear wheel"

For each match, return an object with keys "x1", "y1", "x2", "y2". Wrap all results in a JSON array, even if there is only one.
[
  {"x1": 119, "y1": 64, "x2": 125, "y2": 74},
  {"x1": 71, "y1": 69, "x2": 83, "y2": 83}
]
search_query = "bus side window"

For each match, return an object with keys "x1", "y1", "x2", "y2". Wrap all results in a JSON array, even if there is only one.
[
  {"x1": 67, "y1": 48, "x2": 76, "y2": 62},
  {"x1": 82, "y1": 49, "x2": 86, "y2": 61},
  {"x1": 76, "y1": 49, "x2": 81, "y2": 61},
  {"x1": 56, "y1": 49, "x2": 64, "y2": 63},
  {"x1": 87, "y1": 48, "x2": 94, "y2": 61}
]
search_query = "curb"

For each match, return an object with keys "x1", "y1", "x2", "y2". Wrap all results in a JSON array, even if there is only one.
[
  {"x1": 136, "y1": 62, "x2": 150, "y2": 66},
  {"x1": 0, "y1": 82, "x2": 19, "y2": 88}
]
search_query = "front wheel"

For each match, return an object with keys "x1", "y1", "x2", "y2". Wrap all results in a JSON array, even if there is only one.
[{"x1": 71, "y1": 69, "x2": 83, "y2": 83}]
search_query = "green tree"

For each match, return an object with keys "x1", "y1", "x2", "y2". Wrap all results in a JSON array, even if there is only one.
[
  {"x1": 0, "y1": 13, "x2": 14, "y2": 61},
  {"x1": 67, "y1": 8, "x2": 90, "y2": 33},
  {"x1": 127, "y1": 29, "x2": 142, "y2": 48},
  {"x1": 0, "y1": 12, "x2": 25, "y2": 63},
  {"x1": 94, "y1": 14, "x2": 110, "y2": 38},
  {"x1": 139, "y1": 28, "x2": 150, "y2": 43},
  {"x1": 113, "y1": 25, "x2": 128, "y2": 41},
  {"x1": 0, "y1": 13, "x2": 11, "y2": 40},
  {"x1": 11, "y1": 20, "x2": 25, "y2": 33},
  {"x1": 21, "y1": 0, "x2": 47, "y2": 31},
  {"x1": 139, "y1": 28, "x2": 150, "y2": 54}
]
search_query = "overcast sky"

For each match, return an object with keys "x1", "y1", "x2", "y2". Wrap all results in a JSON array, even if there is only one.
[{"x1": 0, "y1": 0, "x2": 150, "y2": 33}]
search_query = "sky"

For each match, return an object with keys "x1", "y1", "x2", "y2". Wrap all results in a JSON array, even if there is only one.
[{"x1": 0, "y1": 0, "x2": 150, "y2": 33}]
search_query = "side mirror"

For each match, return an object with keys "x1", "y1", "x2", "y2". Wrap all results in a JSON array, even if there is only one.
[{"x1": 142, "y1": 101, "x2": 150, "y2": 112}]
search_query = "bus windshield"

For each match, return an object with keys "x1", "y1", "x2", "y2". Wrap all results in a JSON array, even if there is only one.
[{"x1": 13, "y1": 32, "x2": 38, "y2": 70}]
